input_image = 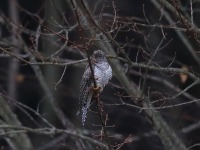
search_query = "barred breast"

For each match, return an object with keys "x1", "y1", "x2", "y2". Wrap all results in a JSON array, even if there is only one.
[{"x1": 94, "y1": 62, "x2": 112, "y2": 90}]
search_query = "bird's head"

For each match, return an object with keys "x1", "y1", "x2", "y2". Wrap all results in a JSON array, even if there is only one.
[{"x1": 92, "y1": 50, "x2": 106, "y2": 62}]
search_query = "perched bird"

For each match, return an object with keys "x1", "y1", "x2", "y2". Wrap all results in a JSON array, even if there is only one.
[{"x1": 79, "y1": 50, "x2": 112, "y2": 127}]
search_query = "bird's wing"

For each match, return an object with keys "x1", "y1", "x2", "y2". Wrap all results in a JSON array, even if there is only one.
[{"x1": 79, "y1": 66, "x2": 94, "y2": 127}]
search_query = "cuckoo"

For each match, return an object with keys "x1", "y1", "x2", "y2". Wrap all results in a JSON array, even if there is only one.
[{"x1": 79, "y1": 50, "x2": 112, "y2": 127}]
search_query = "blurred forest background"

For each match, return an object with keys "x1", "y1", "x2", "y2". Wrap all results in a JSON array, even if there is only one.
[{"x1": 0, "y1": 0, "x2": 200, "y2": 150}]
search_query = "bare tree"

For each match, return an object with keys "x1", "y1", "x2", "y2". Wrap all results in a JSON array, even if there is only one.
[{"x1": 0, "y1": 0, "x2": 200, "y2": 150}]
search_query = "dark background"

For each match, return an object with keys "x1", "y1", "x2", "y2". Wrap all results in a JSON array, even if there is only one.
[{"x1": 0, "y1": 0, "x2": 200, "y2": 150}]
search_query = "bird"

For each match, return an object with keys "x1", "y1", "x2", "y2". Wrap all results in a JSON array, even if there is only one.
[{"x1": 79, "y1": 50, "x2": 112, "y2": 127}]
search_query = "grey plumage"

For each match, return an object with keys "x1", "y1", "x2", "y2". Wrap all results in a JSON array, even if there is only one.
[{"x1": 79, "y1": 50, "x2": 112, "y2": 127}]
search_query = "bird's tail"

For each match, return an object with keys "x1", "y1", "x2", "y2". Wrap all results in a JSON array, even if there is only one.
[{"x1": 79, "y1": 90, "x2": 93, "y2": 128}]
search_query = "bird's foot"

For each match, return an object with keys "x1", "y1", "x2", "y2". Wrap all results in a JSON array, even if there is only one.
[{"x1": 93, "y1": 86, "x2": 101, "y2": 98}]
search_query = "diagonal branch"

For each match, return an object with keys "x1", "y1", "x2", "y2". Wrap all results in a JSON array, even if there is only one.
[{"x1": 0, "y1": 95, "x2": 33, "y2": 150}]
